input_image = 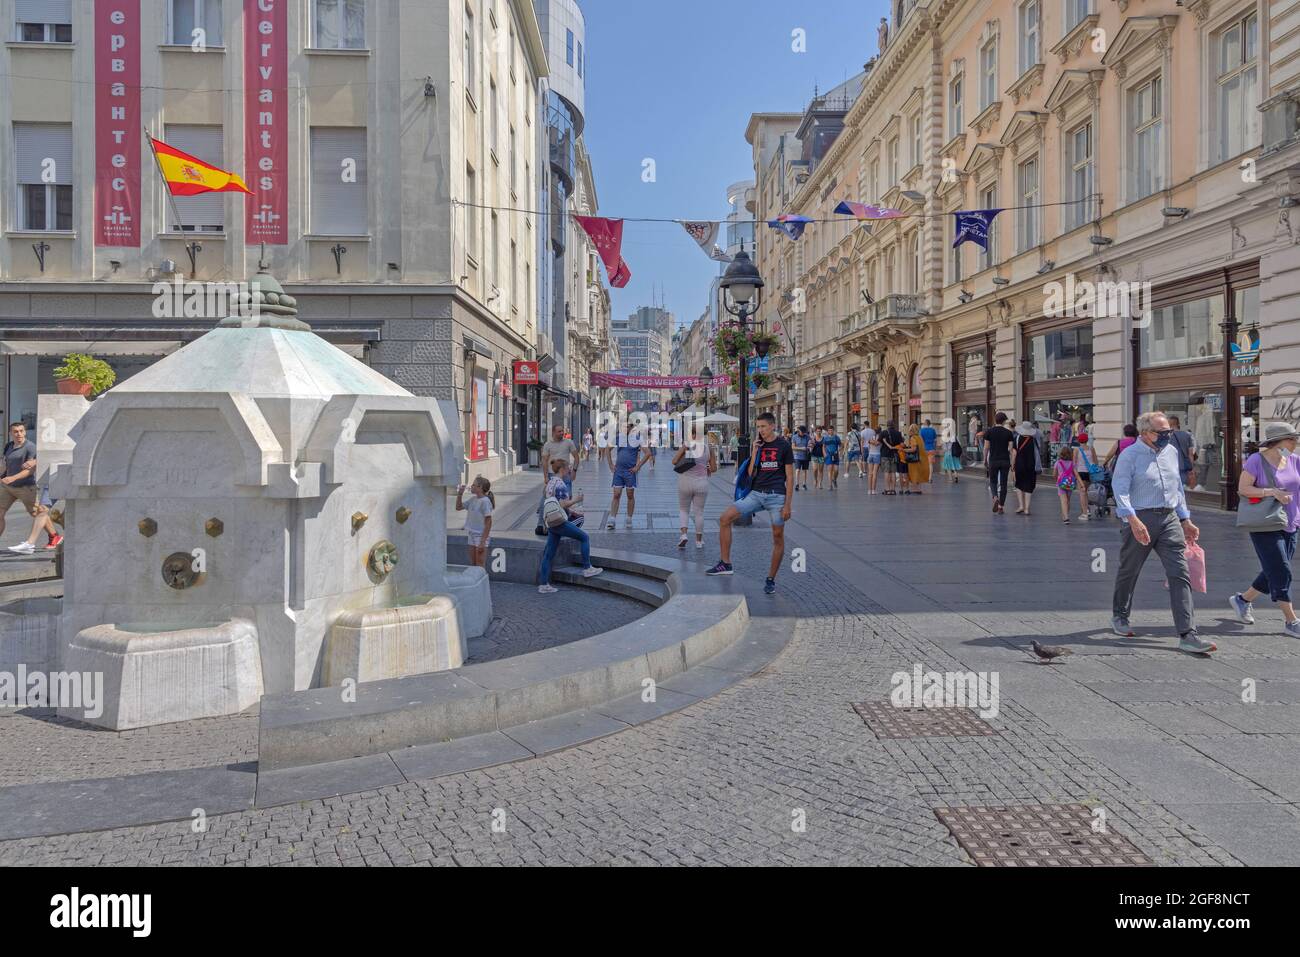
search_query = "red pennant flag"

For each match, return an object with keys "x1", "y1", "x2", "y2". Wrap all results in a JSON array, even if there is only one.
[{"x1": 573, "y1": 215, "x2": 632, "y2": 288}]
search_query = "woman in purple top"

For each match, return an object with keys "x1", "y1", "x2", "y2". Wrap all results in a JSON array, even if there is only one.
[
  {"x1": 1104, "y1": 423, "x2": 1139, "y2": 472},
  {"x1": 1230, "y1": 423, "x2": 1300, "y2": 637}
]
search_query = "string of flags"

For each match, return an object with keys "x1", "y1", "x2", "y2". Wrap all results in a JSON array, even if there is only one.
[{"x1": 524, "y1": 197, "x2": 1073, "y2": 290}]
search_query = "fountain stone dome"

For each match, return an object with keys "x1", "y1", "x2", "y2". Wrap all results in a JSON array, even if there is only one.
[{"x1": 50, "y1": 271, "x2": 487, "y2": 729}]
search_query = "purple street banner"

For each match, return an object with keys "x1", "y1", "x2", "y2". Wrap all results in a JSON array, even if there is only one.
[{"x1": 590, "y1": 372, "x2": 731, "y2": 389}]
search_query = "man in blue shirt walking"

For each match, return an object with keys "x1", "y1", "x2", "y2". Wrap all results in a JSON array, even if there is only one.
[{"x1": 1110, "y1": 411, "x2": 1215, "y2": 655}]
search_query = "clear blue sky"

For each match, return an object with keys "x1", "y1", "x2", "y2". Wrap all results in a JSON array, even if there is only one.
[{"x1": 581, "y1": 0, "x2": 889, "y2": 335}]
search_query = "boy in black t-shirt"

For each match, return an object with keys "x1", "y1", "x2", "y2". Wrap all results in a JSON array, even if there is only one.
[{"x1": 707, "y1": 412, "x2": 793, "y2": 595}]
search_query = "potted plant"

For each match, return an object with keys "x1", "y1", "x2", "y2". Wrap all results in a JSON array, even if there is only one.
[
  {"x1": 53, "y1": 354, "x2": 116, "y2": 398},
  {"x1": 527, "y1": 437, "x2": 545, "y2": 468}
]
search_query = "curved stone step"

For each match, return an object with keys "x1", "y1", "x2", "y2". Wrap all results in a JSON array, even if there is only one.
[
  {"x1": 550, "y1": 566, "x2": 671, "y2": 606},
  {"x1": 258, "y1": 546, "x2": 748, "y2": 770}
]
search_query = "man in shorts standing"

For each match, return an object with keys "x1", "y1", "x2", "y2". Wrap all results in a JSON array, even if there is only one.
[
  {"x1": 823, "y1": 425, "x2": 842, "y2": 490},
  {"x1": 861, "y1": 421, "x2": 881, "y2": 493},
  {"x1": 607, "y1": 420, "x2": 650, "y2": 529},
  {"x1": 845, "y1": 423, "x2": 862, "y2": 479},
  {"x1": 791, "y1": 425, "x2": 810, "y2": 491},
  {"x1": 707, "y1": 413, "x2": 794, "y2": 595},
  {"x1": 0, "y1": 423, "x2": 41, "y2": 541},
  {"x1": 920, "y1": 419, "x2": 939, "y2": 484}
]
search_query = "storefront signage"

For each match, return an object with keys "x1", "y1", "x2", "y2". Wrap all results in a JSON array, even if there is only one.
[
  {"x1": 1231, "y1": 330, "x2": 1261, "y2": 378},
  {"x1": 469, "y1": 372, "x2": 489, "y2": 462},
  {"x1": 908, "y1": 397, "x2": 922, "y2": 408},
  {"x1": 95, "y1": 1, "x2": 141, "y2": 247},
  {"x1": 513, "y1": 360, "x2": 539, "y2": 385},
  {"x1": 245, "y1": 0, "x2": 288, "y2": 244}
]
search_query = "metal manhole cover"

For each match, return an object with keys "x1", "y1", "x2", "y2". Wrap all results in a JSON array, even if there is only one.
[
  {"x1": 935, "y1": 804, "x2": 1151, "y2": 866},
  {"x1": 851, "y1": 701, "x2": 995, "y2": 738}
]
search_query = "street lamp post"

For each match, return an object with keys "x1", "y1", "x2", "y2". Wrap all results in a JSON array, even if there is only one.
[
  {"x1": 699, "y1": 365, "x2": 712, "y2": 419},
  {"x1": 719, "y1": 251, "x2": 765, "y2": 470},
  {"x1": 787, "y1": 386, "x2": 797, "y2": 435}
]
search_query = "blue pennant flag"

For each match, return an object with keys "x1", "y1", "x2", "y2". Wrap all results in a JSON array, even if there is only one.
[
  {"x1": 952, "y1": 209, "x2": 1003, "y2": 250},
  {"x1": 767, "y1": 214, "x2": 812, "y2": 240}
]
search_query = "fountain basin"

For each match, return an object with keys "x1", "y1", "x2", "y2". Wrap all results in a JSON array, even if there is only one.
[
  {"x1": 443, "y1": 565, "x2": 492, "y2": 638},
  {"x1": 60, "y1": 618, "x2": 263, "y2": 730},
  {"x1": 323, "y1": 594, "x2": 465, "y2": 686},
  {"x1": 0, "y1": 597, "x2": 62, "y2": 715}
]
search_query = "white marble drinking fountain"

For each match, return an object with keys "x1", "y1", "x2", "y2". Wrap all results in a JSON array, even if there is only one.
[{"x1": 47, "y1": 272, "x2": 491, "y2": 729}]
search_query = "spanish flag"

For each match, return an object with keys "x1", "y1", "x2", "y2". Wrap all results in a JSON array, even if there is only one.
[{"x1": 149, "y1": 136, "x2": 252, "y2": 196}]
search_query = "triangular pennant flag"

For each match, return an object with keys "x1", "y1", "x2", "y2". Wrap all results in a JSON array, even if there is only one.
[
  {"x1": 767, "y1": 214, "x2": 812, "y2": 240},
  {"x1": 709, "y1": 245, "x2": 733, "y2": 264},
  {"x1": 834, "y1": 200, "x2": 903, "y2": 221},
  {"x1": 680, "y1": 220, "x2": 720, "y2": 252},
  {"x1": 952, "y1": 209, "x2": 1003, "y2": 250},
  {"x1": 573, "y1": 215, "x2": 632, "y2": 288}
]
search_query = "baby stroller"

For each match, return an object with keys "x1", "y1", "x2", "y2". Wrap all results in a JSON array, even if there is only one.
[{"x1": 1086, "y1": 465, "x2": 1113, "y2": 518}]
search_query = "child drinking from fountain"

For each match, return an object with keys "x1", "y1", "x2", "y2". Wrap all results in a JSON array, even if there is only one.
[{"x1": 456, "y1": 475, "x2": 495, "y2": 567}]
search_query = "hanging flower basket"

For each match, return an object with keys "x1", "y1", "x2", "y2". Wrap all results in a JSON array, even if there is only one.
[{"x1": 712, "y1": 326, "x2": 783, "y2": 366}]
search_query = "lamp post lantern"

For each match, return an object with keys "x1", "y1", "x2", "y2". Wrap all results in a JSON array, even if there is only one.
[{"x1": 719, "y1": 252, "x2": 764, "y2": 469}]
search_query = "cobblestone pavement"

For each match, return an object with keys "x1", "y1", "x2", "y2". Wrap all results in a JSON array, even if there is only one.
[
  {"x1": 3, "y1": 461, "x2": 1298, "y2": 864},
  {"x1": 0, "y1": 710, "x2": 259, "y2": 789},
  {"x1": 467, "y1": 582, "x2": 649, "y2": 663},
  {"x1": 0, "y1": 570, "x2": 650, "y2": 785}
]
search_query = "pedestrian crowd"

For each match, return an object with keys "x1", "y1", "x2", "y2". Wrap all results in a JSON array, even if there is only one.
[{"x1": 470, "y1": 408, "x2": 1300, "y2": 662}]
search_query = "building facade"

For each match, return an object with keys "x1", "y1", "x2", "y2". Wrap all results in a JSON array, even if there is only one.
[
  {"x1": 750, "y1": 0, "x2": 1289, "y2": 511},
  {"x1": 0, "y1": 0, "x2": 552, "y2": 484}
]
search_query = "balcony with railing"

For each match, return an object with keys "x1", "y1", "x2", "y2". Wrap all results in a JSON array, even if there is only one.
[{"x1": 837, "y1": 294, "x2": 927, "y2": 354}]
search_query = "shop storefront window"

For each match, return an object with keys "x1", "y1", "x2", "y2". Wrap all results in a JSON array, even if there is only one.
[
  {"x1": 1026, "y1": 326, "x2": 1093, "y2": 381},
  {"x1": 960, "y1": 406, "x2": 986, "y2": 465},
  {"x1": 1139, "y1": 390, "x2": 1222, "y2": 495},
  {"x1": 1027, "y1": 399, "x2": 1094, "y2": 469},
  {"x1": 1138, "y1": 296, "x2": 1225, "y2": 367},
  {"x1": 959, "y1": 350, "x2": 987, "y2": 390}
]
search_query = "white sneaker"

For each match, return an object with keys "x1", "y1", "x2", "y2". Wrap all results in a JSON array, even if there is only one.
[
  {"x1": 695, "y1": 540, "x2": 704, "y2": 549},
  {"x1": 582, "y1": 566, "x2": 604, "y2": 578},
  {"x1": 1228, "y1": 593, "x2": 1255, "y2": 625},
  {"x1": 7, "y1": 542, "x2": 35, "y2": 555},
  {"x1": 605, "y1": 520, "x2": 615, "y2": 530},
  {"x1": 624, "y1": 518, "x2": 633, "y2": 529},
  {"x1": 1077, "y1": 514, "x2": 1090, "y2": 522},
  {"x1": 537, "y1": 584, "x2": 558, "y2": 594}
]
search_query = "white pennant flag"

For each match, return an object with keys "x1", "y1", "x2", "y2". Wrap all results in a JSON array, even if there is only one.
[
  {"x1": 680, "y1": 220, "x2": 721, "y2": 258},
  {"x1": 709, "y1": 245, "x2": 733, "y2": 263}
]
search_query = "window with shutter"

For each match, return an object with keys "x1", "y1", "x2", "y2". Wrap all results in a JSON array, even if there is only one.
[
  {"x1": 15, "y1": 0, "x2": 72, "y2": 41},
  {"x1": 14, "y1": 123, "x2": 73, "y2": 231},
  {"x1": 311, "y1": 128, "x2": 367, "y2": 235},
  {"x1": 164, "y1": 125, "x2": 225, "y2": 231}
]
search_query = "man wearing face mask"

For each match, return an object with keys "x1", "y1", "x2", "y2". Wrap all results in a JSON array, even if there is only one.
[{"x1": 1110, "y1": 410, "x2": 1216, "y2": 655}]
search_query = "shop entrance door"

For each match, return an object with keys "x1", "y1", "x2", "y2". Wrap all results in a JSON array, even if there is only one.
[{"x1": 1226, "y1": 387, "x2": 1260, "y2": 511}]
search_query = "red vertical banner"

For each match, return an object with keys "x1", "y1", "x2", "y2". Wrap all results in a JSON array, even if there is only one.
[
  {"x1": 245, "y1": 0, "x2": 288, "y2": 244},
  {"x1": 95, "y1": 0, "x2": 141, "y2": 247}
]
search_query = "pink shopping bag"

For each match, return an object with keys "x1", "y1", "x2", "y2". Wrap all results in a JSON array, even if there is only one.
[{"x1": 1186, "y1": 542, "x2": 1207, "y2": 593}]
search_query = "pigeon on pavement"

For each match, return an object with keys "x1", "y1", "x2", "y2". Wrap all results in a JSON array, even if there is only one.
[{"x1": 1030, "y1": 640, "x2": 1073, "y2": 663}]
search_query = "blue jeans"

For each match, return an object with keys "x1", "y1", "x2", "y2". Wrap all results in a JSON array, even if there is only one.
[
  {"x1": 539, "y1": 521, "x2": 590, "y2": 584},
  {"x1": 1250, "y1": 529, "x2": 1297, "y2": 603}
]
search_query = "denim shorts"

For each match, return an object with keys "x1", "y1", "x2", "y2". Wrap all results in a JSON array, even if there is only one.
[
  {"x1": 867, "y1": 450, "x2": 882, "y2": 464},
  {"x1": 735, "y1": 490, "x2": 787, "y2": 526},
  {"x1": 847, "y1": 451, "x2": 861, "y2": 462},
  {"x1": 612, "y1": 468, "x2": 638, "y2": 488}
]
